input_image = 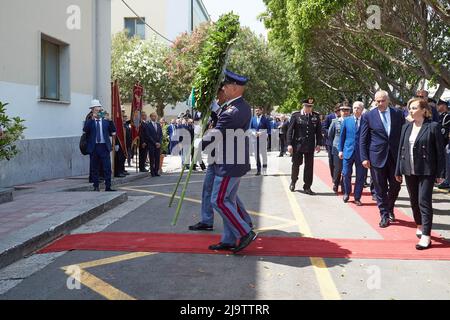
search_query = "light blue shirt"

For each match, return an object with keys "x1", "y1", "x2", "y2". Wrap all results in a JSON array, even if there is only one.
[{"x1": 378, "y1": 107, "x2": 391, "y2": 136}]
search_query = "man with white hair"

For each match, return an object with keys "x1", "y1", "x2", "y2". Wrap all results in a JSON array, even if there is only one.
[
  {"x1": 360, "y1": 90, "x2": 405, "y2": 227},
  {"x1": 339, "y1": 101, "x2": 367, "y2": 205}
]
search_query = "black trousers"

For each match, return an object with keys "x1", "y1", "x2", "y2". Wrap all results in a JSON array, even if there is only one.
[
  {"x1": 148, "y1": 146, "x2": 161, "y2": 176},
  {"x1": 332, "y1": 154, "x2": 343, "y2": 189},
  {"x1": 279, "y1": 134, "x2": 286, "y2": 155},
  {"x1": 326, "y1": 145, "x2": 334, "y2": 180},
  {"x1": 291, "y1": 152, "x2": 314, "y2": 189},
  {"x1": 114, "y1": 146, "x2": 126, "y2": 176},
  {"x1": 139, "y1": 145, "x2": 148, "y2": 171},
  {"x1": 370, "y1": 154, "x2": 401, "y2": 218},
  {"x1": 405, "y1": 175, "x2": 435, "y2": 236}
]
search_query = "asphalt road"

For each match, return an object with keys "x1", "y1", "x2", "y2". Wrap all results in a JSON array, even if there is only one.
[{"x1": 1, "y1": 153, "x2": 450, "y2": 300}]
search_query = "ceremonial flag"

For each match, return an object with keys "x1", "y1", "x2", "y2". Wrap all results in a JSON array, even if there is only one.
[
  {"x1": 130, "y1": 83, "x2": 144, "y2": 146},
  {"x1": 112, "y1": 80, "x2": 127, "y2": 158}
]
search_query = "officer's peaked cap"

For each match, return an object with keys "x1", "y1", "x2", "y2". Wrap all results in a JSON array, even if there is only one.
[{"x1": 223, "y1": 69, "x2": 248, "y2": 86}]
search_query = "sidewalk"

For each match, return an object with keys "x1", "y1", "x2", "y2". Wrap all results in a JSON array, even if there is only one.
[{"x1": 0, "y1": 165, "x2": 149, "y2": 269}]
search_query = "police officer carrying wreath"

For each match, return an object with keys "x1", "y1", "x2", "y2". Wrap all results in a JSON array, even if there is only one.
[{"x1": 287, "y1": 98, "x2": 323, "y2": 195}]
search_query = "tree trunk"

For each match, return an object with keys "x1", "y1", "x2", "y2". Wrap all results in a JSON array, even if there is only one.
[{"x1": 156, "y1": 102, "x2": 165, "y2": 118}]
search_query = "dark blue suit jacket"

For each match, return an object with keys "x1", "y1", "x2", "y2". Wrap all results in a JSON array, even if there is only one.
[
  {"x1": 146, "y1": 121, "x2": 163, "y2": 148},
  {"x1": 209, "y1": 97, "x2": 252, "y2": 177},
  {"x1": 359, "y1": 107, "x2": 405, "y2": 168},
  {"x1": 83, "y1": 118, "x2": 116, "y2": 154}
]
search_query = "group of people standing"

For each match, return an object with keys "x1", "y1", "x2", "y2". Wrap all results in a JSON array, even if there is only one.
[{"x1": 320, "y1": 90, "x2": 448, "y2": 249}]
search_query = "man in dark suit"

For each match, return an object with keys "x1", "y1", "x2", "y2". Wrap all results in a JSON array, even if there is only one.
[
  {"x1": 124, "y1": 115, "x2": 133, "y2": 167},
  {"x1": 360, "y1": 90, "x2": 405, "y2": 227},
  {"x1": 83, "y1": 100, "x2": 117, "y2": 192},
  {"x1": 278, "y1": 115, "x2": 289, "y2": 157},
  {"x1": 250, "y1": 106, "x2": 270, "y2": 175},
  {"x1": 146, "y1": 112, "x2": 163, "y2": 177},
  {"x1": 139, "y1": 112, "x2": 149, "y2": 172}
]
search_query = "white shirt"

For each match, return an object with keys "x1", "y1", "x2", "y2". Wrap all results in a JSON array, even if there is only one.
[{"x1": 409, "y1": 125, "x2": 421, "y2": 175}]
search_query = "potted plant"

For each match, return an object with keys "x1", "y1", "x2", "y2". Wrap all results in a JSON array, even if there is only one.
[{"x1": 0, "y1": 101, "x2": 26, "y2": 161}]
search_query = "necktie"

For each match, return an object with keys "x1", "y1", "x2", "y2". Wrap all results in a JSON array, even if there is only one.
[
  {"x1": 96, "y1": 120, "x2": 101, "y2": 143},
  {"x1": 154, "y1": 122, "x2": 157, "y2": 131},
  {"x1": 381, "y1": 111, "x2": 389, "y2": 135}
]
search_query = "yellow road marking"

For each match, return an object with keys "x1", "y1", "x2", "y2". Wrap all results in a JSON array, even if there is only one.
[
  {"x1": 63, "y1": 268, "x2": 136, "y2": 300},
  {"x1": 120, "y1": 186, "x2": 296, "y2": 224},
  {"x1": 280, "y1": 176, "x2": 341, "y2": 300},
  {"x1": 61, "y1": 252, "x2": 156, "y2": 300},
  {"x1": 63, "y1": 252, "x2": 156, "y2": 270}
]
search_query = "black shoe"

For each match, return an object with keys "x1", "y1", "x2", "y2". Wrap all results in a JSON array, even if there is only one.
[
  {"x1": 233, "y1": 231, "x2": 258, "y2": 253},
  {"x1": 200, "y1": 164, "x2": 207, "y2": 171},
  {"x1": 379, "y1": 216, "x2": 390, "y2": 228},
  {"x1": 93, "y1": 187, "x2": 100, "y2": 192},
  {"x1": 333, "y1": 185, "x2": 338, "y2": 193},
  {"x1": 208, "y1": 242, "x2": 236, "y2": 251},
  {"x1": 304, "y1": 188, "x2": 316, "y2": 196},
  {"x1": 343, "y1": 194, "x2": 350, "y2": 203},
  {"x1": 364, "y1": 183, "x2": 371, "y2": 188},
  {"x1": 105, "y1": 188, "x2": 117, "y2": 192},
  {"x1": 255, "y1": 171, "x2": 261, "y2": 176},
  {"x1": 278, "y1": 154, "x2": 284, "y2": 157},
  {"x1": 139, "y1": 169, "x2": 149, "y2": 173},
  {"x1": 389, "y1": 212, "x2": 395, "y2": 222},
  {"x1": 354, "y1": 200, "x2": 362, "y2": 206},
  {"x1": 122, "y1": 171, "x2": 130, "y2": 176},
  {"x1": 189, "y1": 222, "x2": 213, "y2": 231},
  {"x1": 289, "y1": 182, "x2": 296, "y2": 192},
  {"x1": 416, "y1": 243, "x2": 431, "y2": 250},
  {"x1": 155, "y1": 174, "x2": 161, "y2": 177},
  {"x1": 114, "y1": 173, "x2": 126, "y2": 178}
]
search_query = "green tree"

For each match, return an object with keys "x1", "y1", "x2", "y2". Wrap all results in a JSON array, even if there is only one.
[
  {"x1": 262, "y1": 0, "x2": 450, "y2": 112},
  {"x1": 0, "y1": 101, "x2": 26, "y2": 161},
  {"x1": 112, "y1": 34, "x2": 183, "y2": 117}
]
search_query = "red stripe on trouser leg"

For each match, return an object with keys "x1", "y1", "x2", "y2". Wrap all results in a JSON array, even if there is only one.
[{"x1": 218, "y1": 177, "x2": 247, "y2": 236}]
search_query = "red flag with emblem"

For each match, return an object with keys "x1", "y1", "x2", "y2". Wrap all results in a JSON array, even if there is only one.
[
  {"x1": 130, "y1": 83, "x2": 144, "y2": 146},
  {"x1": 112, "y1": 80, "x2": 127, "y2": 158}
]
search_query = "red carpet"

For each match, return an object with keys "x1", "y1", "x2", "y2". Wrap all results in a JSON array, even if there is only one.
[
  {"x1": 314, "y1": 159, "x2": 443, "y2": 241},
  {"x1": 39, "y1": 232, "x2": 450, "y2": 261}
]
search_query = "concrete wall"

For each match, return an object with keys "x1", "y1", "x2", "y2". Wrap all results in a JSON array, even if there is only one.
[
  {"x1": 0, "y1": 137, "x2": 89, "y2": 188},
  {"x1": 0, "y1": 0, "x2": 111, "y2": 187}
]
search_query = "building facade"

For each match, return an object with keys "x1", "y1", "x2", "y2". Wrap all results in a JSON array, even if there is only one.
[
  {"x1": 111, "y1": 0, "x2": 209, "y2": 42},
  {"x1": 0, "y1": 0, "x2": 111, "y2": 187},
  {"x1": 111, "y1": 0, "x2": 210, "y2": 120}
]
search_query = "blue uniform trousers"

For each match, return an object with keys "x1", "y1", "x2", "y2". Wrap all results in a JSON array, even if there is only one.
[
  {"x1": 342, "y1": 152, "x2": 367, "y2": 200},
  {"x1": 211, "y1": 176, "x2": 252, "y2": 245}
]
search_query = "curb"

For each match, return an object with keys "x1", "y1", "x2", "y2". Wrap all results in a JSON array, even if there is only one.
[
  {"x1": 62, "y1": 172, "x2": 149, "y2": 192},
  {"x1": 0, "y1": 192, "x2": 128, "y2": 270},
  {"x1": 0, "y1": 188, "x2": 13, "y2": 204}
]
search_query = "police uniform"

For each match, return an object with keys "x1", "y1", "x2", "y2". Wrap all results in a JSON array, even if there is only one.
[
  {"x1": 202, "y1": 70, "x2": 256, "y2": 253},
  {"x1": 287, "y1": 99, "x2": 323, "y2": 194}
]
